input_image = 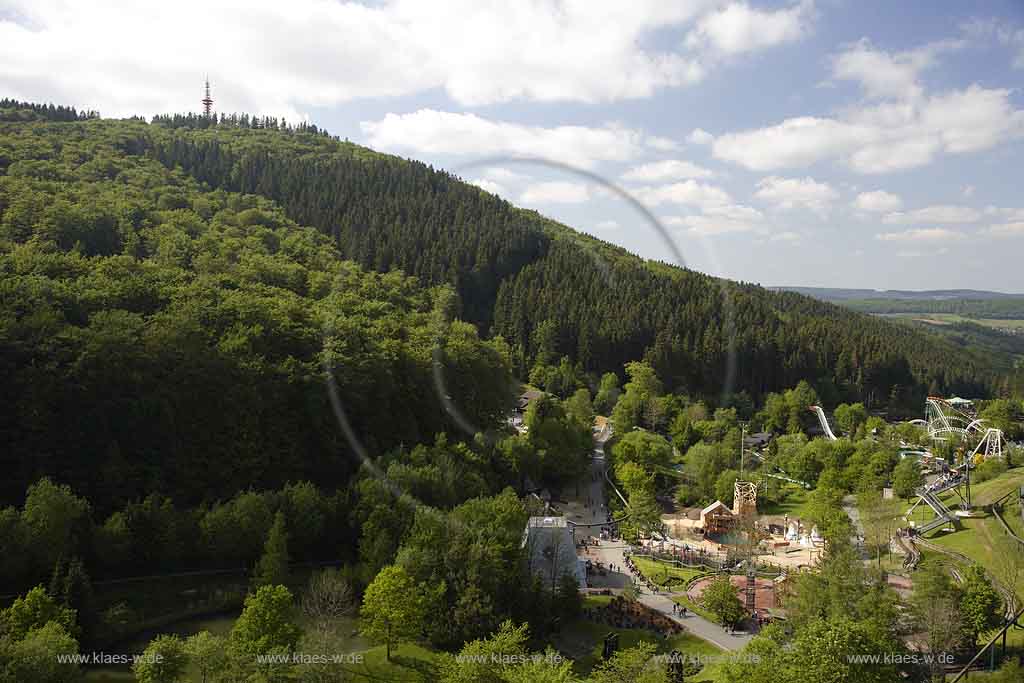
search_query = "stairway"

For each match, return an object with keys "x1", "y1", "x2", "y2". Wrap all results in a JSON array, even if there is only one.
[{"x1": 912, "y1": 488, "x2": 959, "y2": 535}]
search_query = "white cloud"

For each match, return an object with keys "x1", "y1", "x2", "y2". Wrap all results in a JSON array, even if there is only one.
[
  {"x1": 704, "y1": 204, "x2": 765, "y2": 222},
  {"x1": 755, "y1": 176, "x2": 838, "y2": 214},
  {"x1": 685, "y1": 1, "x2": 814, "y2": 57},
  {"x1": 469, "y1": 179, "x2": 505, "y2": 195},
  {"x1": 712, "y1": 84, "x2": 1024, "y2": 173},
  {"x1": 830, "y1": 38, "x2": 959, "y2": 100},
  {"x1": 713, "y1": 117, "x2": 871, "y2": 171},
  {"x1": 621, "y1": 159, "x2": 715, "y2": 182},
  {"x1": 484, "y1": 167, "x2": 528, "y2": 183},
  {"x1": 595, "y1": 219, "x2": 620, "y2": 231},
  {"x1": 662, "y1": 203, "x2": 763, "y2": 235},
  {"x1": 846, "y1": 134, "x2": 941, "y2": 174},
  {"x1": 985, "y1": 206, "x2": 1024, "y2": 221},
  {"x1": 985, "y1": 221, "x2": 1024, "y2": 238},
  {"x1": 519, "y1": 181, "x2": 590, "y2": 204},
  {"x1": 882, "y1": 205, "x2": 981, "y2": 225},
  {"x1": 647, "y1": 136, "x2": 681, "y2": 152},
  {"x1": 633, "y1": 180, "x2": 732, "y2": 209},
  {"x1": 687, "y1": 128, "x2": 715, "y2": 145},
  {"x1": 0, "y1": 0, "x2": 726, "y2": 117},
  {"x1": 875, "y1": 228, "x2": 967, "y2": 242},
  {"x1": 361, "y1": 110, "x2": 645, "y2": 168},
  {"x1": 852, "y1": 190, "x2": 903, "y2": 212},
  {"x1": 665, "y1": 214, "x2": 755, "y2": 236}
]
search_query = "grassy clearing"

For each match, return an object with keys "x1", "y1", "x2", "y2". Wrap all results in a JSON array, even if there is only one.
[
  {"x1": 583, "y1": 594, "x2": 615, "y2": 608},
  {"x1": 553, "y1": 617, "x2": 723, "y2": 677},
  {"x1": 758, "y1": 484, "x2": 811, "y2": 517},
  {"x1": 343, "y1": 643, "x2": 442, "y2": 682},
  {"x1": 884, "y1": 313, "x2": 1024, "y2": 331}
]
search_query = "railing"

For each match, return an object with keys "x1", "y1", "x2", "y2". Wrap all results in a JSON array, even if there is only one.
[
  {"x1": 989, "y1": 500, "x2": 1024, "y2": 549},
  {"x1": 949, "y1": 605, "x2": 1024, "y2": 682},
  {"x1": 913, "y1": 537, "x2": 1016, "y2": 618}
]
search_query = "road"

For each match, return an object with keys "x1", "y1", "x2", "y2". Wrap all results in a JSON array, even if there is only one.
[{"x1": 561, "y1": 434, "x2": 754, "y2": 652}]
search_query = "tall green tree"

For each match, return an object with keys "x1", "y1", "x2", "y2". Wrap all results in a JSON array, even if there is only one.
[
  {"x1": 360, "y1": 565, "x2": 430, "y2": 661},
  {"x1": 0, "y1": 586, "x2": 76, "y2": 641},
  {"x1": 132, "y1": 634, "x2": 188, "y2": 683},
  {"x1": 229, "y1": 585, "x2": 301, "y2": 661},
  {"x1": 0, "y1": 621, "x2": 80, "y2": 683},
  {"x1": 701, "y1": 575, "x2": 745, "y2": 627},
  {"x1": 892, "y1": 457, "x2": 924, "y2": 501},
  {"x1": 959, "y1": 565, "x2": 1003, "y2": 646},
  {"x1": 252, "y1": 511, "x2": 290, "y2": 590},
  {"x1": 183, "y1": 631, "x2": 228, "y2": 683}
]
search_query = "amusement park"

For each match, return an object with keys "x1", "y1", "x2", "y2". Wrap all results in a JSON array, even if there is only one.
[{"x1": 524, "y1": 387, "x2": 1024, "y2": 681}]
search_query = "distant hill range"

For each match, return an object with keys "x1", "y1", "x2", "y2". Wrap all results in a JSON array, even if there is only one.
[{"x1": 771, "y1": 287, "x2": 1024, "y2": 301}]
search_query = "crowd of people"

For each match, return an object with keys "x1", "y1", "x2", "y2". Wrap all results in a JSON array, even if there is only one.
[{"x1": 621, "y1": 552, "x2": 664, "y2": 595}]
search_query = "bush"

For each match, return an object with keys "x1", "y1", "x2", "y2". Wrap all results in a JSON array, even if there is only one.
[{"x1": 973, "y1": 458, "x2": 1008, "y2": 483}]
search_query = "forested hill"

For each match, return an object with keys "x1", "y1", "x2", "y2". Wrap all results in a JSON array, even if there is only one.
[
  {"x1": 0, "y1": 105, "x2": 1007, "y2": 438},
  {"x1": 135, "y1": 112, "x2": 1004, "y2": 402},
  {"x1": 0, "y1": 104, "x2": 515, "y2": 507}
]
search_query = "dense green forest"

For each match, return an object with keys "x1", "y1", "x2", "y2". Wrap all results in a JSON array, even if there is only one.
[
  {"x1": 0, "y1": 104, "x2": 514, "y2": 508},
  {"x1": 136, "y1": 114, "x2": 1005, "y2": 404},
  {"x1": 1, "y1": 100, "x2": 1019, "y2": 508}
]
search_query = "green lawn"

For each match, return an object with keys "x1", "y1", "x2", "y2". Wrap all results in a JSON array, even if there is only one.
[
  {"x1": 924, "y1": 507, "x2": 1024, "y2": 648},
  {"x1": 903, "y1": 467, "x2": 1024, "y2": 530},
  {"x1": 671, "y1": 594, "x2": 721, "y2": 625},
  {"x1": 1000, "y1": 499, "x2": 1024, "y2": 539},
  {"x1": 583, "y1": 594, "x2": 615, "y2": 608},
  {"x1": 758, "y1": 484, "x2": 811, "y2": 517},
  {"x1": 553, "y1": 617, "x2": 724, "y2": 678},
  {"x1": 342, "y1": 643, "x2": 442, "y2": 682},
  {"x1": 632, "y1": 557, "x2": 707, "y2": 587},
  {"x1": 969, "y1": 468, "x2": 1024, "y2": 506}
]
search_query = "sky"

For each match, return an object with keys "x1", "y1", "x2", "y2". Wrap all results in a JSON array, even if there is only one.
[{"x1": 2, "y1": 0, "x2": 1024, "y2": 291}]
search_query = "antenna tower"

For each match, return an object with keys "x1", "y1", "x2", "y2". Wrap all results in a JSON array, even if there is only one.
[{"x1": 201, "y1": 78, "x2": 214, "y2": 118}]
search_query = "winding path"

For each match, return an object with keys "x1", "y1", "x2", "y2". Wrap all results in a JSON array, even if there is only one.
[{"x1": 563, "y1": 433, "x2": 753, "y2": 652}]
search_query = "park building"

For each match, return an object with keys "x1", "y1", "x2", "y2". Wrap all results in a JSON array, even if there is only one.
[
  {"x1": 522, "y1": 516, "x2": 587, "y2": 588},
  {"x1": 700, "y1": 500, "x2": 734, "y2": 535}
]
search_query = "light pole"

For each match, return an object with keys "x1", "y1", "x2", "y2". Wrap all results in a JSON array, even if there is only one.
[{"x1": 740, "y1": 424, "x2": 746, "y2": 476}]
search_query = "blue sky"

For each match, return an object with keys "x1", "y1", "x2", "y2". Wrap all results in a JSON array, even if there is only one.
[{"x1": 3, "y1": 0, "x2": 1024, "y2": 290}]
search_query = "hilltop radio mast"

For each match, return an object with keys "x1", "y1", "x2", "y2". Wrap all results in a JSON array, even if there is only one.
[{"x1": 201, "y1": 78, "x2": 214, "y2": 118}]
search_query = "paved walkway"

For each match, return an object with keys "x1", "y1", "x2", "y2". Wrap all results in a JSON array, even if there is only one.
[{"x1": 563, "y1": 448, "x2": 754, "y2": 652}]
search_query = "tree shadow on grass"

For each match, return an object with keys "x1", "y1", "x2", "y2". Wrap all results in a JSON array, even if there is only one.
[{"x1": 390, "y1": 653, "x2": 439, "y2": 679}]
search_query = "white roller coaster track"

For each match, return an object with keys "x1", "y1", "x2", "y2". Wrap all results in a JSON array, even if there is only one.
[
  {"x1": 924, "y1": 397, "x2": 1005, "y2": 461},
  {"x1": 925, "y1": 397, "x2": 983, "y2": 440},
  {"x1": 809, "y1": 405, "x2": 838, "y2": 441},
  {"x1": 970, "y1": 427, "x2": 1005, "y2": 462}
]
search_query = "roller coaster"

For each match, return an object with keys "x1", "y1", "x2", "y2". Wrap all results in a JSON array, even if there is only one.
[
  {"x1": 925, "y1": 396, "x2": 985, "y2": 440},
  {"x1": 924, "y1": 396, "x2": 1005, "y2": 463},
  {"x1": 902, "y1": 397, "x2": 1008, "y2": 536},
  {"x1": 809, "y1": 405, "x2": 839, "y2": 441}
]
